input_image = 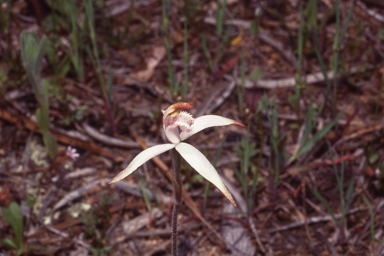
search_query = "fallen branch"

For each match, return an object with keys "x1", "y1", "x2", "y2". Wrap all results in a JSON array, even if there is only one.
[
  {"x1": 82, "y1": 122, "x2": 149, "y2": 148},
  {"x1": 0, "y1": 108, "x2": 112, "y2": 158},
  {"x1": 263, "y1": 207, "x2": 367, "y2": 234},
  {"x1": 356, "y1": 0, "x2": 384, "y2": 23},
  {"x1": 241, "y1": 65, "x2": 367, "y2": 89}
]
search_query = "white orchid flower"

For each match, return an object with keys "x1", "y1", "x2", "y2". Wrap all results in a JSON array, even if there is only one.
[
  {"x1": 66, "y1": 146, "x2": 80, "y2": 160},
  {"x1": 110, "y1": 102, "x2": 246, "y2": 207}
]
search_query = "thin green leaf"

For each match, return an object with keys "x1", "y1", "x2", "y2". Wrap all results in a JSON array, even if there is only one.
[
  {"x1": 201, "y1": 35, "x2": 214, "y2": 72},
  {"x1": 43, "y1": 131, "x2": 57, "y2": 159},
  {"x1": 0, "y1": 238, "x2": 19, "y2": 249},
  {"x1": 139, "y1": 180, "x2": 152, "y2": 212},
  {"x1": 244, "y1": 125, "x2": 250, "y2": 175},
  {"x1": 302, "y1": 98, "x2": 314, "y2": 145},
  {"x1": 313, "y1": 35, "x2": 331, "y2": 96},
  {"x1": 34, "y1": 35, "x2": 48, "y2": 76},
  {"x1": 345, "y1": 178, "x2": 354, "y2": 214},
  {"x1": 362, "y1": 195, "x2": 375, "y2": 245},
  {"x1": 329, "y1": 149, "x2": 347, "y2": 218},
  {"x1": 310, "y1": 187, "x2": 338, "y2": 225},
  {"x1": 213, "y1": 136, "x2": 227, "y2": 166},
  {"x1": 248, "y1": 168, "x2": 259, "y2": 215},
  {"x1": 231, "y1": 162, "x2": 246, "y2": 195},
  {"x1": 297, "y1": 5, "x2": 304, "y2": 80},
  {"x1": 339, "y1": 2, "x2": 354, "y2": 47},
  {"x1": 237, "y1": 47, "x2": 245, "y2": 112},
  {"x1": 2, "y1": 202, "x2": 23, "y2": 246},
  {"x1": 181, "y1": 20, "x2": 189, "y2": 99},
  {"x1": 216, "y1": 0, "x2": 226, "y2": 37},
  {"x1": 305, "y1": 0, "x2": 318, "y2": 29},
  {"x1": 35, "y1": 108, "x2": 46, "y2": 134},
  {"x1": 294, "y1": 114, "x2": 342, "y2": 160}
]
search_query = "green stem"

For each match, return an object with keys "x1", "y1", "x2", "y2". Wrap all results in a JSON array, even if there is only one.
[{"x1": 171, "y1": 149, "x2": 182, "y2": 256}]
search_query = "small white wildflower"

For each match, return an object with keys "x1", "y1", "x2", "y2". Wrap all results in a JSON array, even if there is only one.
[{"x1": 66, "y1": 146, "x2": 80, "y2": 159}]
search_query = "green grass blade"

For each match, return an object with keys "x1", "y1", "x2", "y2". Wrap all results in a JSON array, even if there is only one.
[
  {"x1": 305, "y1": 0, "x2": 318, "y2": 29},
  {"x1": 333, "y1": 0, "x2": 340, "y2": 52},
  {"x1": 345, "y1": 178, "x2": 354, "y2": 214},
  {"x1": 0, "y1": 238, "x2": 18, "y2": 250},
  {"x1": 329, "y1": 149, "x2": 345, "y2": 217},
  {"x1": 297, "y1": 5, "x2": 304, "y2": 82},
  {"x1": 2, "y1": 202, "x2": 23, "y2": 247},
  {"x1": 362, "y1": 195, "x2": 375, "y2": 245},
  {"x1": 310, "y1": 186, "x2": 338, "y2": 225},
  {"x1": 181, "y1": 20, "x2": 189, "y2": 99},
  {"x1": 294, "y1": 113, "x2": 342, "y2": 161},
  {"x1": 68, "y1": 0, "x2": 84, "y2": 81},
  {"x1": 216, "y1": 0, "x2": 226, "y2": 37},
  {"x1": 139, "y1": 180, "x2": 152, "y2": 212},
  {"x1": 231, "y1": 161, "x2": 246, "y2": 196},
  {"x1": 313, "y1": 35, "x2": 331, "y2": 96},
  {"x1": 237, "y1": 47, "x2": 245, "y2": 113},
  {"x1": 339, "y1": 2, "x2": 354, "y2": 47},
  {"x1": 243, "y1": 124, "x2": 250, "y2": 175},
  {"x1": 201, "y1": 35, "x2": 214, "y2": 72},
  {"x1": 302, "y1": 98, "x2": 314, "y2": 145}
]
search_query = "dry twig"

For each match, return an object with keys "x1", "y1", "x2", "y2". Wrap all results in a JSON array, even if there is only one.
[
  {"x1": 356, "y1": 0, "x2": 384, "y2": 23},
  {"x1": 263, "y1": 207, "x2": 367, "y2": 234},
  {"x1": 0, "y1": 108, "x2": 112, "y2": 158}
]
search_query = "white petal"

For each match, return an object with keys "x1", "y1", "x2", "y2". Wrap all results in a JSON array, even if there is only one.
[
  {"x1": 110, "y1": 144, "x2": 175, "y2": 183},
  {"x1": 175, "y1": 142, "x2": 236, "y2": 207},
  {"x1": 164, "y1": 126, "x2": 180, "y2": 144},
  {"x1": 180, "y1": 115, "x2": 246, "y2": 141}
]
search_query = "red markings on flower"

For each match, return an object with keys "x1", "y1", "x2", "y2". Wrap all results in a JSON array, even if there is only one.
[
  {"x1": 231, "y1": 120, "x2": 247, "y2": 128},
  {"x1": 163, "y1": 102, "x2": 195, "y2": 130}
]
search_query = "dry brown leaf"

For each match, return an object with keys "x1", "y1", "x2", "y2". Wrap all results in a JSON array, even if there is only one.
[{"x1": 131, "y1": 46, "x2": 165, "y2": 82}]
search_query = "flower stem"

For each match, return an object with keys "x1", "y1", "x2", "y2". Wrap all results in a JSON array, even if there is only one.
[{"x1": 171, "y1": 148, "x2": 182, "y2": 256}]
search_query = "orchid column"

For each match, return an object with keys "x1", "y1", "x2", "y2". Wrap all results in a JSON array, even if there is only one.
[{"x1": 110, "y1": 102, "x2": 246, "y2": 255}]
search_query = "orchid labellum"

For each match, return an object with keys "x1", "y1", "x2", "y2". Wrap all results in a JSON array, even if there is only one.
[{"x1": 110, "y1": 102, "x2": 246, "y2": 207}]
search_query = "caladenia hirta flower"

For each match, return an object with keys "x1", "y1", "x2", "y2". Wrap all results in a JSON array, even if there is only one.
[{"x1": 110, "y1": 102, "x2": 246, "y2": 207}]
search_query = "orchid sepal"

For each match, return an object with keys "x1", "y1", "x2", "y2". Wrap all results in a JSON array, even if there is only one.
[
  {"x1": 175, "y1": 142, "x2": 236, "y2": 207},
  {"x1": 180, "y1": 115, "x2": 247, "y2": 141},
  {"x1": 109, "y1": 143, "x2": 175, "y2": 184}
]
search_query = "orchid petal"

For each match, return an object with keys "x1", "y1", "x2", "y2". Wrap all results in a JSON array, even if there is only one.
[
  {"x1": 110, "y1": 144, "x2": 175, "y2": 183},
  {"x1": 165, "y1": 126, "x2": 180, "y2": 144},
  {"x1": 175, "y1": 142, "x2": 236, "y2": 207},
  {"x1": 180, "y1": 115, "x2": 246, "y2": 141}
]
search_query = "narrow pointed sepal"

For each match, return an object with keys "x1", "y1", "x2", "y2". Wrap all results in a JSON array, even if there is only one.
[
  {"x1": 180, "y1": 115, "x2": 246, "y2": 141},
  {"x1": 110, "y1": 144, "x2": 175, "y2": 184},
  {"x1": 175, "y1": 142, "x2": 236, "y2": 207}
]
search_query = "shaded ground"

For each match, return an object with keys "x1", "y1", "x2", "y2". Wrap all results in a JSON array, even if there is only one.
[{"x1": 1, "y1": 0, "x2": 384, "y2": 255}]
